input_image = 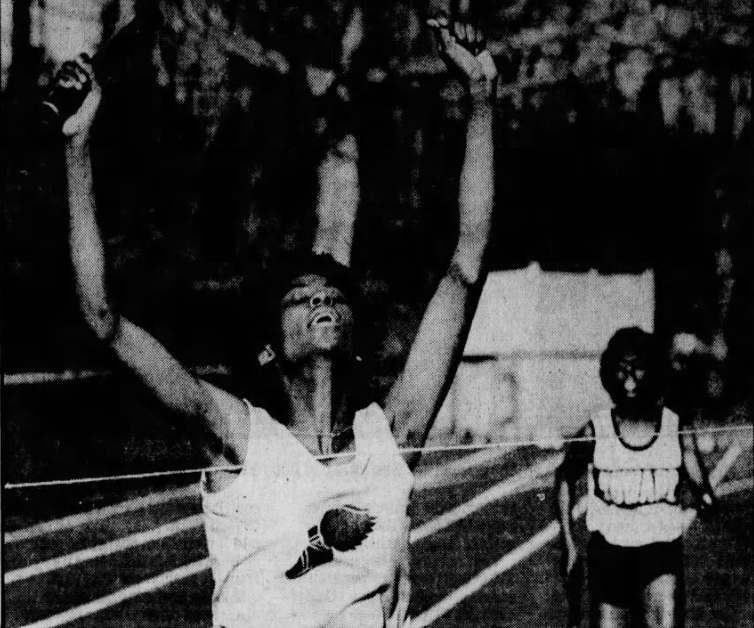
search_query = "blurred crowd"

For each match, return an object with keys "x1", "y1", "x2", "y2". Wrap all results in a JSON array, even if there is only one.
[
  {"x1": 1, "y1": 0, "x2": 752, "y2": 408},
  {"x1": 3, "y1": 0, "x2": 751, "y2": 138}
]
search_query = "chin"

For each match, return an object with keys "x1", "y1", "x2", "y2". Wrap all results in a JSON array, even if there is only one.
[
  {"x1": 313, "y1": 343, "x2": 353, "y2": 360},
  {"x1": 619, "y1": 395, "x2": 655, "y2": 411},
  {"x1": 311, "y1": 325, "x2": 350, "y2": 350}
]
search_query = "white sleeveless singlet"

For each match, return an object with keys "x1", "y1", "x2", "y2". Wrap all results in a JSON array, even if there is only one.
[
  {"x1": 201, "y1": 401, "x2": 414, "y2": 628},
  {"x1": 586, "y1": 407, "x2": 685, "y2": 547}
]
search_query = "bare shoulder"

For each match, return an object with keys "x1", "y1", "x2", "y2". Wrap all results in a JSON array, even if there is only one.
[
  {"x1": 561, "y1": 420, "x2": 595, "y2": 471},
  {"x1": 202, "y1": 381, "x2": 247, "y2": 417}
]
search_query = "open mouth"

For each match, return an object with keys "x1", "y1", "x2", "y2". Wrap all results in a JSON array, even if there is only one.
[{"x1": 309, "y1": 308, "x2": 339, "y2": 327}]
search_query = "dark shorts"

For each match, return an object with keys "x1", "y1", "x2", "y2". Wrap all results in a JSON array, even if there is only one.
[{"x1": 588, "y1": 532, "x2": 684, "y2": 608}]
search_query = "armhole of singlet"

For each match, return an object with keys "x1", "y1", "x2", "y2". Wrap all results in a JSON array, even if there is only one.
[
  {"x1": 201, "y1": 399, "x2": 267, "y2": 500},
  {"x1": 354, "y1": 402, "x2": 401, "y2": 460}
]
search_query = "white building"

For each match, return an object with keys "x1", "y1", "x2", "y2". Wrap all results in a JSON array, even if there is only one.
[{"x1": 432, "y1": 263, "x2": 655, "y2": 446}]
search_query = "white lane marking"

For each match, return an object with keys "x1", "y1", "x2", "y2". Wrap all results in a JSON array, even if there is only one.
[
  {"x1": 17, "y1": 558, "x2": 211, "y2": 628},
  {"x1": 710, "y1": 441, "x2": 745, "y2": 487},
  {"x1": 12, "y1": 454, "x2": 553, "y2": 624},
  {"x1": 716, "y1": 477, "x2": 753, "y2": 497},
  {"x1": 5, "y1": 515, "x2": 203, "y2": 584},
  {"x1": 15, "y1": 442, "x2": 749, "y2": 628},
  {"x1": 4, "y1": 370, "x2": 104, "y2": 385},
  {"x1": 412, "y1": 496, "x2": 589, "y2": 628},
  {"x1": 7, "y1": 453, "x2": 554, "y2": 582},
  {"x1": 414, "y1": 446, "x2": 517, "y2": 491},
  {"x1": 411, "y1": 455, "x2": 561, "y2": 543},
  {"x1": 20, "y1": 471, "x2": 753, "y2": 628},
  {"x1": 4, "y1": 365, "x2": 229, "y2": 386},
  {"x1": 682, "y1": 440, "x2": 744, "y2": 530},
  {"x1": 412, "y1": 440, "x2": 746, "y2": 627},
  {"x1": 4, "y1": 484, "x2": 198, "y2": 544}
]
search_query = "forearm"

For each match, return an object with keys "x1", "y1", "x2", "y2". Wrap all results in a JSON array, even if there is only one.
[
  {"x1": 65, "y1": 142, "x2": 119, "y2": 341},
  {"x1": 453, "y1": 99, "x2": 494, "y2": 283},
  {"x1": 312, "y1": 135, "x2": 359, "y2": 268},
  {"x1": 556, "y1": 470, "x2": 578, "y2": 550},
  {"x1": 682, "y1": 435, "x2": 714, "y2": 498}
]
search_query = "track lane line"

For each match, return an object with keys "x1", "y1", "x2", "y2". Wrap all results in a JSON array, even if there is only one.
[
  {"x1": 5, "y1": 515, "x2": 203, "y2": 584},
  {"x1": 20, "y1": 473, "x2": 751, "y2": 628},
  {"x1": 8, "y1": 453, "x2": 555, "y2": 583},
  {"x1": 411, "y1": 455, "x2": 561, "y2": 543},
  {"x1": 4, "y1": 485, "x2": 198, "y2": 545},
  {"x1": 15, "y1": 441, "x2": 749, "y2": 628},
  {"x1": 412, "y1": 496, "x2": 589, "y2": 628},
  {"x1": 17, "y1": 559, "x2": 212, "y2": 628},
  {"x1": 13, "y1": 453, "x2": 553, "y2": 626},
  {"x1": 715, "y1": 476, "x2": 752, "y2": 497},
  {"x1": 414, "y1": 446, "x2": 518, "y2": 491},
  {"x1": 412, "y1": 439, "x2": 746, "y2": 627}
]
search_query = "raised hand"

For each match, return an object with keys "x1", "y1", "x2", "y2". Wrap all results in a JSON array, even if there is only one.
[
  {"x1": 427, "y1": 15, "x2": 498, "y2": 102},
  {"x1": 58, "y1": 55, "x2": 102, "y2": 146},
  {"x1": 560, "y1": 544, "x2": 581, "y2": 581},
  {"x1": 697, "y1": 490, "x2": 718, "y2": 521}
]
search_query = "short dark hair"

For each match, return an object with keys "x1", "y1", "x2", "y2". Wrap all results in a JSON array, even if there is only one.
[
  {"x1": 232, "y1": 251, "x2": 374, "y2": 423},
  {"x1": 599, "y1": 327, "x2": 661, "y2": 402},
  {"x1": 258, "y1": 251, "x2": 363, "y2": 349},
  {"x1": 272, "y1": 251, "x2": 360, "y2": 310}
]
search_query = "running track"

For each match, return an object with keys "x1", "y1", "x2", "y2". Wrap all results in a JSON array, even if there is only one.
[{"x1": 4, "y1": 439, "x2": 752, "y2": 628}]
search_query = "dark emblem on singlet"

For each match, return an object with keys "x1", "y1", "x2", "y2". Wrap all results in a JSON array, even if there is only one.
[{"x1": 286, "y1": 505, "x2": 376, "y2": 579}]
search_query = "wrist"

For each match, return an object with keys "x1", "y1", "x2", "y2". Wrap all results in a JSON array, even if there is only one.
[
  {"x1": 450, "y1": 247, "x2": 486, "y2": 286},
  {"x1": 331, "y1": 134, "x2": 359, "y2": 162},
  {"x1": 562, "y1": 533, "x2": 577, "y2": 551},
  {"x1": 65, "y1": 136, "x2": 91, "y2": 160},
  {"x1": 468, "y1": 81, "x2": 494, "y2": 107},
  {"x1": 468, "y1": 94, "x2": 493, "y2": 121}
]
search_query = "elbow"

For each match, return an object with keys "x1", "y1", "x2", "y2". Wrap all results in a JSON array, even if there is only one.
[
  {"x1": 450, "y1": 246, "x2": 488, "y2": 286},
  {"x1": 554, "y1": 466, "x2": 568, "y2": 491},
  {"x1": 454, "y1": 218, "x2": 492, "y2": 277},
  {"x1": 82, "y1": 304, "x2": 120, "y2": 344},
  {"x1": 395, "y1": 415, "x2": 424, "y2": 451},
  {"x1": 555, "y1": 462, "x2": 577, "y2": 491}
]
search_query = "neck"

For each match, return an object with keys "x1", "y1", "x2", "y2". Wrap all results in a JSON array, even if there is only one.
[
  {"x1": 614, "y1": 398, "x2": 658, "y2": 422},
  {"x1": 283, "y1": 355, "x2": 348, "y2": 455}
]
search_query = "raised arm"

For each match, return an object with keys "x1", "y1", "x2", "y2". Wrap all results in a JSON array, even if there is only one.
[
  {"x1": 60, "y1": 58, "x2": 247, "y2": 461},
  {"x1": 312, "y1": 134, "x2": 359, "y2": 268},
  {"x1": 385, "y1": 18, "x2": 497, "y2": 466}
]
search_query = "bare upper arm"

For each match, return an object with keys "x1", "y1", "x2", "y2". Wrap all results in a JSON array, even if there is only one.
[
  {"x1": 201, "y1": 382, "x2": 251, "y2": 464},
  {"x1": 109, "y1": 317, "x2": 249, "y2": 461},
  {"x1": 676, "y1": 412, "x2": 701, "y2": 459},
  {"x1": 559, "y1": 422, "x2": 595, "y2": 482},
  {"x1": 386, "y1": 268, "x2": 484, "y2": 454}
]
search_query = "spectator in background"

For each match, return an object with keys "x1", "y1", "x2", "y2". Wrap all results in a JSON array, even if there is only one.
[
  {"x1": 55, "y1": 14, "x2": 497, "y2": 628},
  {"x1": 556, "y1": 327, "x2": 716, "y2": 628}
]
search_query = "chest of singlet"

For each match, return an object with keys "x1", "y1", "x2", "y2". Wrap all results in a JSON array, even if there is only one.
[
  {"x1": 201, "y1": 402, "x2": 414, "y2": 628},
  {"x1": 586, "y1": 407, "x2": 684, "y2": 547}
]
